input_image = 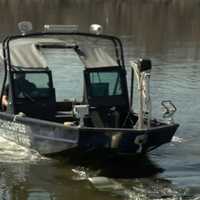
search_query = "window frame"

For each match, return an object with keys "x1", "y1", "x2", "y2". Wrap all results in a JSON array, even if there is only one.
[
  {"x1": 84, "y1": 67, "x2": 129, "y2": 107},
  {"x1": 10, "y1": 70, "x2": 54, "y2": 100}
]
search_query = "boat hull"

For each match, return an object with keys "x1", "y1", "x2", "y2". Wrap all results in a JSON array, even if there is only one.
[
  {"x1": 79, "y1": 124, "x2": 179, "y2": 155},
  {"x1": 0, "y1": 112, "x2": 79, "y2": 154},
  {"x1": 0, "y1": 112, "x2": 178, "y2": 155}
]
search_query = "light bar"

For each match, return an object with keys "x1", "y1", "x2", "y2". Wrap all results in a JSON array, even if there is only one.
[{"x1": 44, "y1": 24, "x2": 79, "y2": 33}]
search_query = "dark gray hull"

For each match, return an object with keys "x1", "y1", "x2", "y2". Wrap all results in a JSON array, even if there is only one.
[
  {"x1": 0, "y1": 112, "x2": 179, "y2": 155},
  {"x1": 0, "y1": 112, "x2": 79, "y2": 154},
  {"x1": 79, "y1": 124, "x2": 179, "y2": 155}
]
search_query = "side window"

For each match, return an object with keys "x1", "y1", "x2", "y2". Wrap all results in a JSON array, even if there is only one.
[
  {"x1": 13, "y1": 72, "x2": 51, "y2": 98},
  {"x1": 25, "y1": 73, "x2": 50, "y2": 88},
  {"x1": 89, "y1": 71, "x2": 123, "y2": 97}
]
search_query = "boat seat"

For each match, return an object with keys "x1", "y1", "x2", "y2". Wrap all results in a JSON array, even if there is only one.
[
  {"x1": 90, "y1": 110, "x2": 104, "y2": 128},
  {"x1": 89, "y1": 107, "x2": 120, "y2": 128}
]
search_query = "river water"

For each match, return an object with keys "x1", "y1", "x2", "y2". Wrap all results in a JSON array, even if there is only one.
[{"x1": 0, "y1": 0, "x2": 200, "y2": 199}]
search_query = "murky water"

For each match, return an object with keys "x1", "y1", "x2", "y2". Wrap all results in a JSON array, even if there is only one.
[{"x1": 0, "y1": 0, "x2": 200, "y2": 199}]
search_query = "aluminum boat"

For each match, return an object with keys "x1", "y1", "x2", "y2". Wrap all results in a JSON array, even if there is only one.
[{"x1": 0, "y1": 22, "x2": 179, "y2": 155}]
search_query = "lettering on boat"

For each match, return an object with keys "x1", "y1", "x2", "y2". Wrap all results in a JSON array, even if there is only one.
[
  {"x1": 0, "y1": 119, "x2": 26, "y2": 133},
  {"x1": 0, "y1": 119, "x2": 30, "y2": 146}
]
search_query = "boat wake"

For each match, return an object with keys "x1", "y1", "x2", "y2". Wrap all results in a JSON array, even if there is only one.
[
  {"x1": 0, "y1": 136, "x2": 46, "y2": 163},
  {"x1": 72, "y1": 168, "x2": 191, "y2": 200},
  {"x1": 70, "y1": 155, "x2": 200, "y2": 200}
]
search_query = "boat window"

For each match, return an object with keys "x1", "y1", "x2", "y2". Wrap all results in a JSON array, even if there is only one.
[
  {"x1": 40, "y1": 48, "x2": 84, "y2": 101},
  {"x1": 25, "y1": 73, "x2": 50, "y2": 88},
  {"x1": 89, "y1": 71, "x2": 122, "y2": 96},
  {"x1": 13, "y1": 73, "x2": 51, "y2": 98}
]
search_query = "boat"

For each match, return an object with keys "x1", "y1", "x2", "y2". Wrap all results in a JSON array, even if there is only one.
[{"x1": 0, "y1": 22, "x2": 179, "y2": 155}]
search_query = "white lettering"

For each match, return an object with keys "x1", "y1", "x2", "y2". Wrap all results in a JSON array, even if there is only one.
[{"x1": 0, "y1": 119, "x2": 30, "y2": 146}]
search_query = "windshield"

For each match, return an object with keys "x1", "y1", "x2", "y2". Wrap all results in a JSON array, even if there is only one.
[
  {"x1": 38, "y1": 35, "x2": 119, "y2": 101},
  {"x1": 40, "y1": 47, "x2": 84, "y2": 101}
]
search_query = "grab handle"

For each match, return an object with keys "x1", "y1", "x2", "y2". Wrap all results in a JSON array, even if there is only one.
[{"x1": 161, "y1": 100, "x2": 177, "y2": 123}]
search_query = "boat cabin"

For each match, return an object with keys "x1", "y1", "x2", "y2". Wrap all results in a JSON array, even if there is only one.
[{"x1": 0, "y1": 32, "x2": 138, "y2": 128}]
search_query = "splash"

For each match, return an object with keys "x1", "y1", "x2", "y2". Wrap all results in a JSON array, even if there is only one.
[
  {"x1": 172, "y1": 136, "x2": 185, "y2": 143},
  {"x1": 0, "y1": 136, "x2": 47, "y2": 163}
]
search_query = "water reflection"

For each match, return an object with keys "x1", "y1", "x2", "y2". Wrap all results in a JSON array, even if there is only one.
[
  {"x1": 63, "y1": 153, "x2": 163, "y2": 179},
  {"x1": 0, "y1": 159, "x2": 121, "y2": 200},
  {"x1": 69, "y1": 153, "x2": 192, "y2": 200},
  {"x1": 0, "y1": 156, "x2": 198, "y2": 200}
]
